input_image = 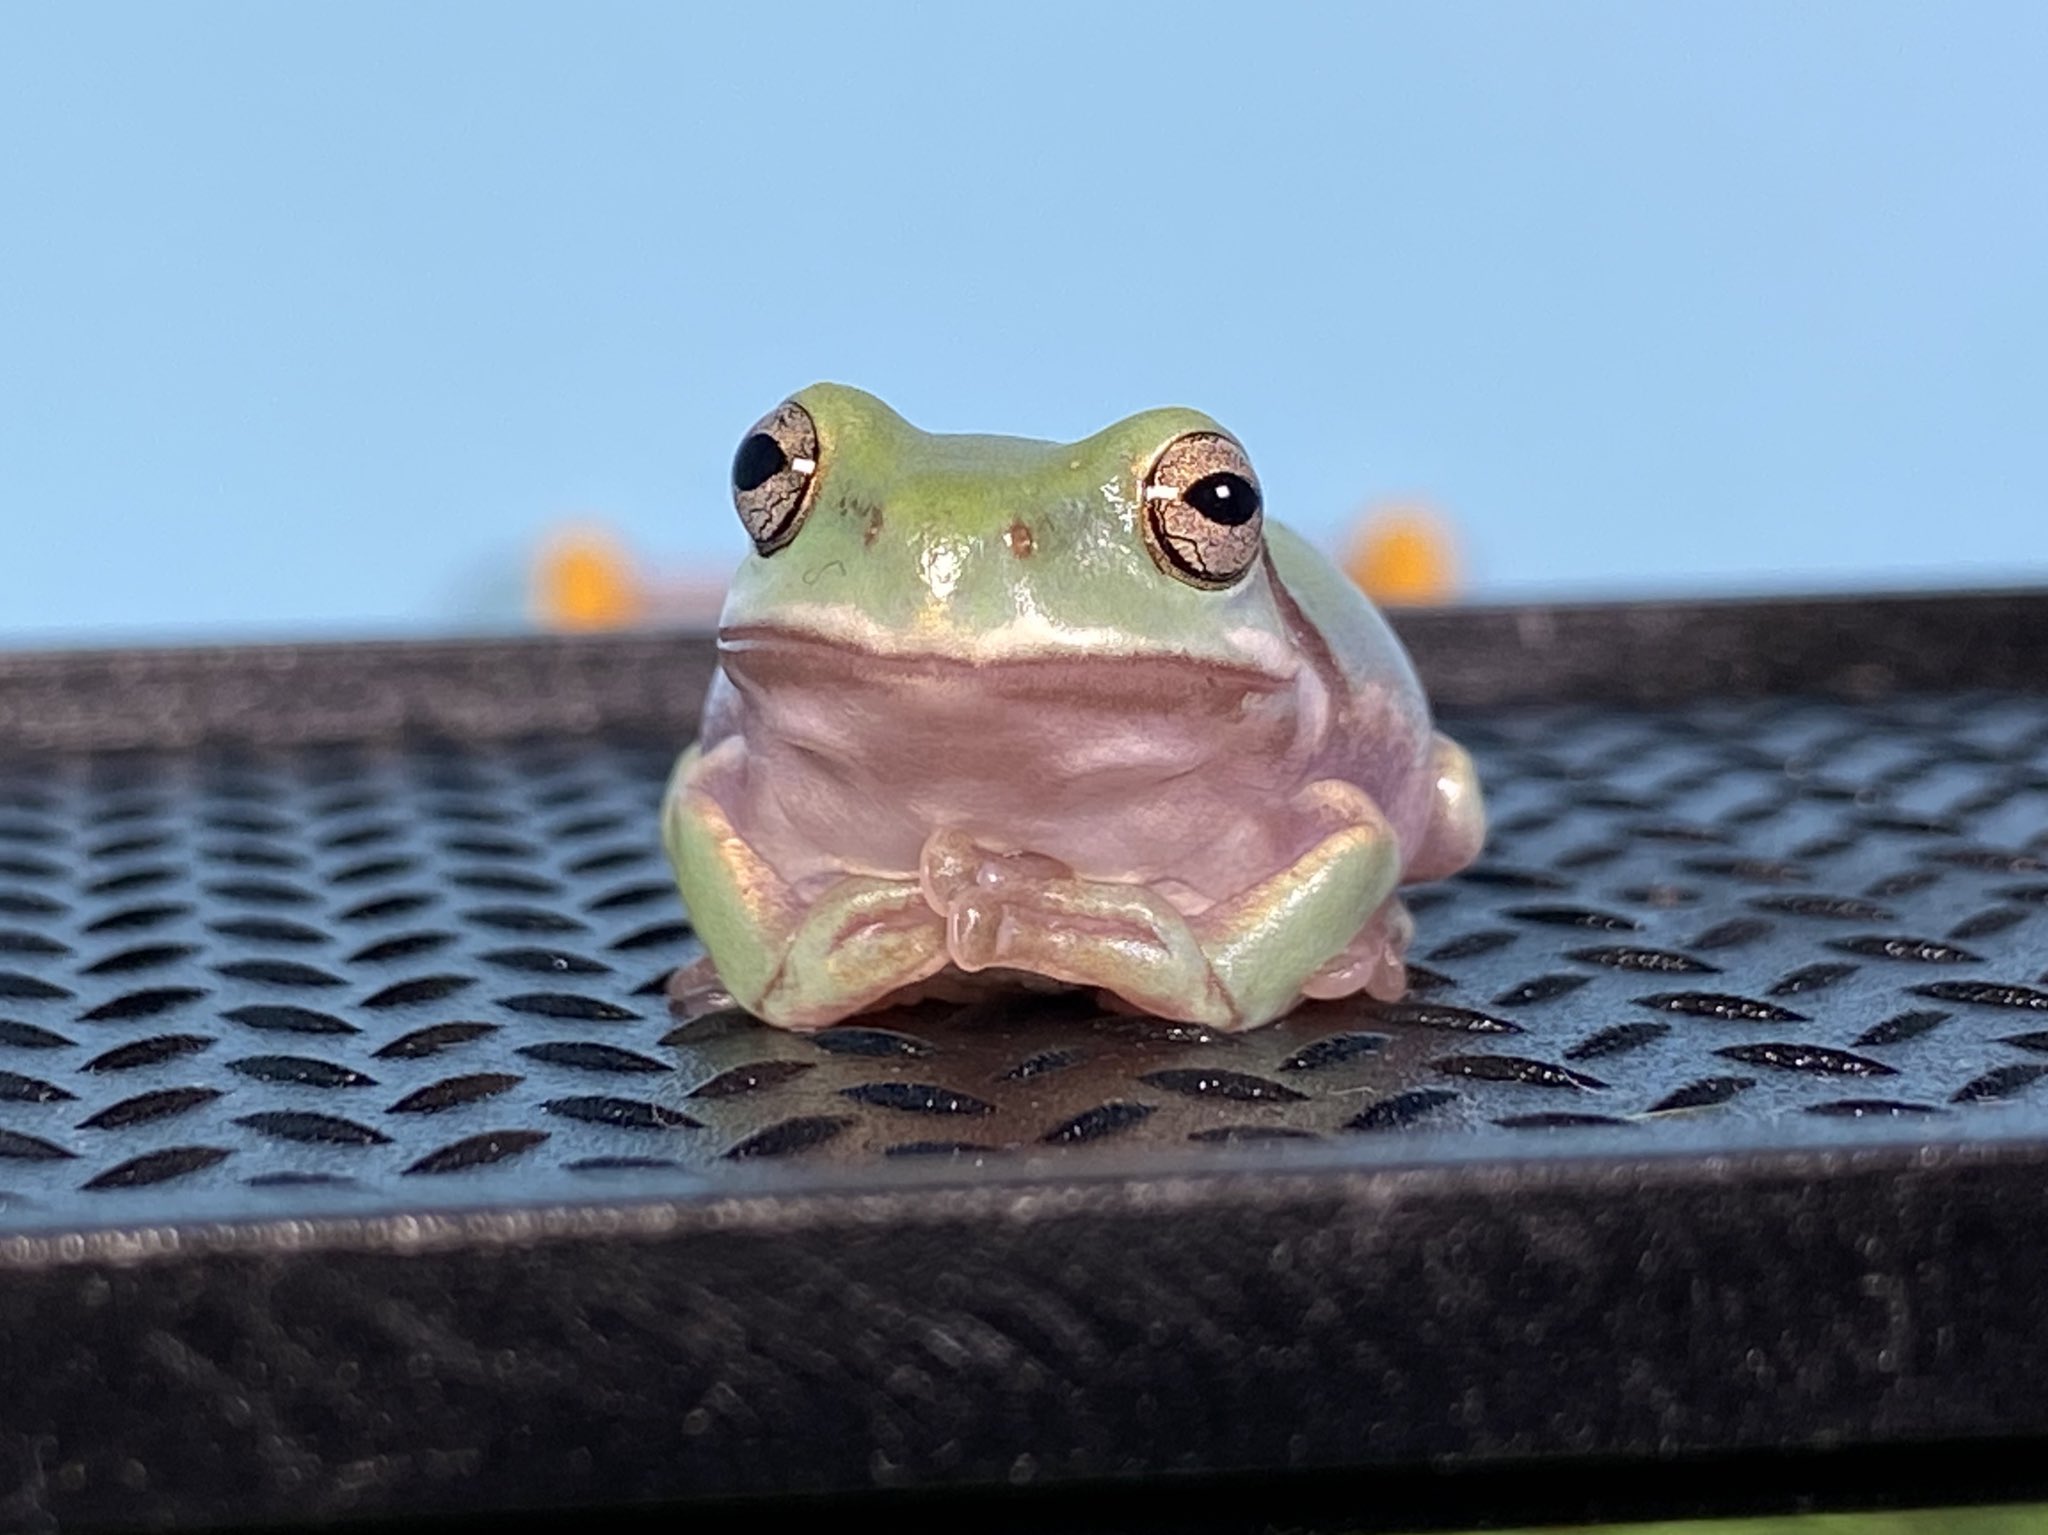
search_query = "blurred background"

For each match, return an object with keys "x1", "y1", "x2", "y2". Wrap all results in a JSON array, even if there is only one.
[{"x1": 2, "y1": 2, "x2": 2043, "y2": 645}]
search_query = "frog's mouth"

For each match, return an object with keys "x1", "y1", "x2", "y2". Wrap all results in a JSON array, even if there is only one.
[{"x1": 716, "y1": 620, "x2": 1302, "y2": 695}]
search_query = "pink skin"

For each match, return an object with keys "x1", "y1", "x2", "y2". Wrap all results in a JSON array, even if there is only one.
[{"x1": 683, "y1": 592, "x2": 1445, "y2": 1020}]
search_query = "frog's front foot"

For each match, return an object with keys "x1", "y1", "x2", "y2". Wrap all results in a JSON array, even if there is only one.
[
  {"x1": 915, "y1": 787, "x2": 1401, "y2": 1031},
  {"x1": 918, "y1": 829, "x2": 1239, "y2": 1027},
  {"x1": 918, "y1": 831, "x2": 1079, "y2": 968}
]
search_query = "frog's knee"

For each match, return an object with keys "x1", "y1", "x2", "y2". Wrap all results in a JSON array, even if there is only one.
[
  {"x1": 1199, "y1": 814, "x2": 1401, "y2": 1030},
  {"x1": 1407, "y1": 732, "x2": 1485, "y2": 883}
]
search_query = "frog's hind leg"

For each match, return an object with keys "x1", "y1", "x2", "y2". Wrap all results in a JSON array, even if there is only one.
[
  {"x1": 1294, "y1": 735, "x2": 1481, "y2": 1006},
  {"x1": 664, "y1": 743, "x2": 950, "y2": 1031},
  {"x1": 1298, "y1": 897, "x2": 1414, "y2": 1004}
]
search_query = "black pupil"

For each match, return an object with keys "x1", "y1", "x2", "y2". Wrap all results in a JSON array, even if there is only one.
[
  {"x1": 733, "y1": 432, "x2": 788, "y2": 494},
  {"x1": 1185, "y1": 471, "x2": 1260, "y2": 527}
]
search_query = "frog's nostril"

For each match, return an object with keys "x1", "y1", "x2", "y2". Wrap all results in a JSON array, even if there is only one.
[{"x1": 1005, "y1": 521, "x2": 1035, "y2": 559}]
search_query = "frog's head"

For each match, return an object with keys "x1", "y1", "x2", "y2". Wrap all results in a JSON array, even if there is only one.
[{"x1": 717, "y1": 383, "x2": 1301, "y2": 676}]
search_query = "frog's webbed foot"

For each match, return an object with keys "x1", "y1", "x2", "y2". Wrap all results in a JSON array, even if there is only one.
[{"x1": 917, "y1": 779, "x2": 1401, "y2": 1032}]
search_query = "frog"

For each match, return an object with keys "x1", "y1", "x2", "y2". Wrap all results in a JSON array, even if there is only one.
[{"x1": 662, "y1": 384, "x2": 1484, "y2": 1033}]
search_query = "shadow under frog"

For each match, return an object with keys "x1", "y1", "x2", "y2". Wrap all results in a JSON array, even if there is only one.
[{"x1": 654, "y1": 984, "x2": 1480, "y2": 1164}]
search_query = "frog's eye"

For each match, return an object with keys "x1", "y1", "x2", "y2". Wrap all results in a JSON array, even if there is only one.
[
  {"x1": 1140, "y1": 432, "x2": 1264, "y2": 588},
  {"x1": 731, "y1": 400, "x2": 821, "y2": 554}
]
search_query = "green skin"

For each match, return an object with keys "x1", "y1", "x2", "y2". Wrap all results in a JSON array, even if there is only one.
[{"x1": 665, "y1": 383, "x2": 1484, "y2": 1031}]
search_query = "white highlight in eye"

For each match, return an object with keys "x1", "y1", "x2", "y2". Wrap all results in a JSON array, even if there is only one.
[{"x1": 790, "y1": 456, "x2": 817, "y2": 475}]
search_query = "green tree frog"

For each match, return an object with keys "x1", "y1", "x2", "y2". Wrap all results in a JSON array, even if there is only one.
[{"x1": 664, "y1": 385, "x2": 1484, "y2": 1032}]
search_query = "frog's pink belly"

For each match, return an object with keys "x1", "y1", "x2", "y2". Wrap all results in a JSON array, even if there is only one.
[{"x1": 706, "y1": 634, "x2": 1434, "y2": 907}]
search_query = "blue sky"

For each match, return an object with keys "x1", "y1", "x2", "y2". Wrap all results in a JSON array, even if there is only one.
[{"x1": 2, "y1": 2, "x2": 2044, "y2": 644}]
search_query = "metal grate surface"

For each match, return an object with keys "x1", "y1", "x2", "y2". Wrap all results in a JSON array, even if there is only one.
[
  {"x1": 0, "y1": 692, "x2": 2043, "y2": 1211},
  {"x1": 5, "y1": 595, "x2": 2048, "y2": 1532}
]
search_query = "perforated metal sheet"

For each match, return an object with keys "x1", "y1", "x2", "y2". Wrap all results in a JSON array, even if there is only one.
[
  {"x1": 3, "y1": 596, "x2": 2048, "y2": 1531},
  {"x1": 0, "y1": 693, "x2": 2044, "y2": 1212}
]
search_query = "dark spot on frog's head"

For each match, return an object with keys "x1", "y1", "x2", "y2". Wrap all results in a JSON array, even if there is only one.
[
  {"x1": 1006, "y1": 521, "x2": 1034, "y2": 559},
  {"x1": 836, "y1": 497, "x2": 885, "y2": 546}
]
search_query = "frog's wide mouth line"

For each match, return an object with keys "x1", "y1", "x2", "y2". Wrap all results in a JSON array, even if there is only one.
[{"x1": 716, "y1": 620, "x2": 1301, "y2": 691}]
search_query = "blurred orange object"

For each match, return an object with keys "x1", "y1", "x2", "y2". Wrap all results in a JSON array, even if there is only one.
[
  {"x1": 1343, "y1": 503, "x2": 1460, "y2": 605},
  {"x1": 535, "y1": 526, "x2": 646, "y2": 631}
]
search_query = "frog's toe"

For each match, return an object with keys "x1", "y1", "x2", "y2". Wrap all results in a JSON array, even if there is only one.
[
  {"x1": 664, "y1": 953, "x2": 737, "y2": 1015},
  {"x1": 1299, "y1": 898, "x2": 1415, "y2": 1004},
  {"x1": 919, "y1": 829, "x2": 1076, "y2": 917},
  {"x1": 946, "y1": 894, "x2": 1006, "y2": 971},
  {"x1": 919, "y1": 829, "x2": 983, "y2": 911}
]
